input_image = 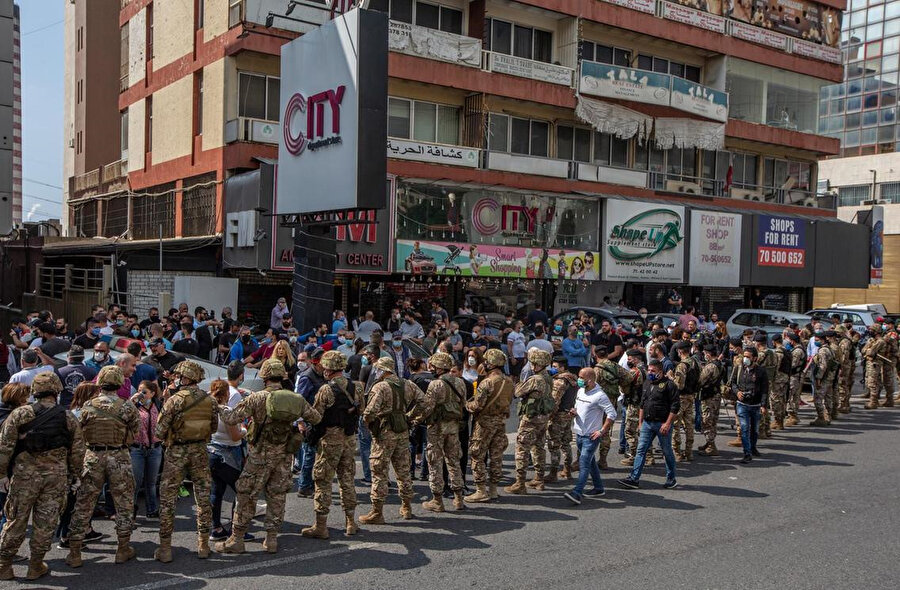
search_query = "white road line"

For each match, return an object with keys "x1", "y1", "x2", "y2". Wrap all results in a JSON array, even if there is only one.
[{"x1": 118, "y1": 542, "x2": 380, "y2": 590}]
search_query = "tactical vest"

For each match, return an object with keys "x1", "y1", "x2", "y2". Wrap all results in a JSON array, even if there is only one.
[
  {"x1": 555, "y1": 377, "x2": 579, "y2": 413},
  {"x1": 17, "y1": 403, "x2": 71, "y2": 454},
  {"x1": 595, "y1": 361, "x2": 622, "y2": 396},
  {"x1": 699, "y1": 360, "x2": 723, "y2": 400},
  {"x1": 171, "y1": 389, "x2": 215, "y2": 444},
  {"x1": 760, "y1": 349, "x2": 777, "y2": 381},
  {"x1": 478, "y1": 374, "x2": 514, "y2": 417},
  {"x1": 431, "y1": 375, "x2": 464, "y2": 424},
  {"x1": 519, "y1": 373, "x2": 555, "y2": 418},
  {"x1": 791, "y1": 347, "x2": 807, "y2": 374},
  {"x1": 678, "y1": 358, "x2": 700, "y2": 395},
  {"x1": 82, "y1": 396, "x2": 129, "y2": 446},
  {"x1": 776, "y1": 348, "x2": 792, "y2": 376},
  {"x1": 623, "y1": 367, "x2": 646, "y2": 407},
  {"x1": 320, "y1": 379, "x2": 358, "y2": 436},
  {"x1": 384, "y1": 377, "x2": 409, "y2": 433}
]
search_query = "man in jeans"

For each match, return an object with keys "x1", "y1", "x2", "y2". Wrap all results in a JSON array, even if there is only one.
[
  {"x1": 733, "y1": 347, "x2": 769, "y2": 464},
  {"x1": 564, "y1": 368, "x2": 616, "y2": 505},
  {"x1": 618, "y1": 359, "x2": 680, "y2": 490}
]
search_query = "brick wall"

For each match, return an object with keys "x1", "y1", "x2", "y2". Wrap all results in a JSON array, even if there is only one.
[{"x1": 126, "y1": 269, "x2": 215, "y2": 318}]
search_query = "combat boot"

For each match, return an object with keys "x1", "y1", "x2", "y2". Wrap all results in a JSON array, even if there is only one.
[
  {"x1": 25, "y1": 555, "x2": 48, "y2": 581},
  {"x1": 838, "y1": 404, "x2": 850, "y2": 414},
  {"x1": 464, "y1": 484, "x2": 491, "y2": 503},
  {"x1": 699, "y1": 443, "x2": 719, "y2": 457},
  {"x1": 359, "y1": 501, "x2": 385, "y2": 525},
  {"x1": 422, "y1": 493, "x2": 445, "y2": 513},
  {"x1": 504, "y1": 477, "x2": 528, "y2": 495},
  {"x1": 598, "y1": 456, "x2": 609, "y2": 469},
  {"x1": 0, "y1": 556, "x2": 12, "y2": 580},
  {"x1": 154, "y1": 537, "x2": 173, "y2": 563},
  {"x1": 525, "y1": 476, "x2": 544, "y2": 490},
  {"x1": 784, "y1": 415, "x2": 799, "y2": 427},
  {"x1": 213, "y1": 530, "x2": 245, "y2": 554},
  {"x1": 301, "y1": 515, "x2": 330, "y2": 539},
  {"x1": 65, "y1": 541, "x2": 83, "y2": 568},
  {"x1": 684, "y1": 451, "x2": 693, "y2": 462},
  {"x1": 488, "y1": 482, "x2": 499, "y2": 499},
  {"x1": 882, "y1": 397, "x2": 895, "y2": 407},
  {"x1": 115, "y1": 536, "x2": 136, "y2": 564},
  {"x1": 263, "y1": 532, "x2": 279, "y2": 553},
  {"x1": 453, "y1": 490, "x2": 466, "y2": 510},
  {"x1": 675, "y1": 451, "x2": 686, "y2": 463},
  {"x1": 345, "y1": 511, "x2": 358, "y2": 536},
  {"x1": 620, "y1": 456, "x2": 634, "y2": 466},
  {"x1": 544, "y1": 468, "x2": 558, "y2": 484},
  {"x1": 559, "y1": 464, "x2": 571, "y2": 479},
  {"x1": 771, "y1": 420, "x2": 783, "y2": 431},
  {"x1": 865, "y1": 396, "x2": 879, "y2": 409},
  {"x1": 197, "y1": 535, "x2": 210, "y2": 559},
  {"x1": 727, "y1": 437, "x2": 743, "y2": 447},
  {"x1": 809, "y1": 411, "x2": 830, "y2": 427},
  {"x1": 399, "y1": 499, "x2": 413, "y2": 520}
]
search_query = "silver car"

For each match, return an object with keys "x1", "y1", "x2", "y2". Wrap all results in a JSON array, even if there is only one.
[{"x1": 725, "y1": 309, "x2": 812, "y2": 340}]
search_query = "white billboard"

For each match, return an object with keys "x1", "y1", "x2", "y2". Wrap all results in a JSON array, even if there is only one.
[
  {"x1": 689, "y1": 210, "x2": 742, "y2": 287},
  {"x1": 602, "y1": 200, "x2": 685, "y2": 283}
]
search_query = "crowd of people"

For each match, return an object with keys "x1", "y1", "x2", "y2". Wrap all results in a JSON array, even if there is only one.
[{"x1": 0, "y1": 297, "x2": 896, "y2": 581}]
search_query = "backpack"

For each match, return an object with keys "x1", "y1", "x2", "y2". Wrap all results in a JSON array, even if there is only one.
[
  {"x1": 596, "y1": 362, "x2": 622, "y2": 396},
  {"x1": 260, "y1": 389, "x2": 304, "y2": 453},
  {"x1": 683, "y1": 358, "x2": 701, "y2": 394},
  {"x1": 386, "y1": 378, "x2": 409, "y2": 433},
  {"x1": 777, "y1": 348, "x2": 792, "y2": 376},
  {"x1": 433, "y1": 375, "x2": 464, "y2": 423},
  {"x1": 17, "y1": 403, "x2": 71, "y2": 454}
]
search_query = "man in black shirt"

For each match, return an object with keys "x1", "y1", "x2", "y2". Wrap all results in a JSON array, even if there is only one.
[
  {"x1": 139, "y1": 307, "x2": 162, "y2": 331},
  {"x1": 526, "y1": 303, "x2": 548, "y2": 329},
  {"x1": 146, "y1": 338, "x2": 184, "y2": 387},
  {"x1": 733, "y1": 347, "x2": 769, "y2": 464},
  {"x1": 56, "y1": 345, "x2": 98, "y2": 408},
  {"x1": 591, "y1": 319, "x2": 623, "y2": 362},
  {"x1": 73, "y1": 319, "x2": 101, "y2": 350},
  {"x1": 619, "y1": 359, "x2": 679, "y2": 489},
  {"x1": 37, "y1": 322, "x2": 71, "y2": 357}
]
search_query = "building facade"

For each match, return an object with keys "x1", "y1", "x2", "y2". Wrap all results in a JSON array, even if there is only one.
[{"x1": 0, "y1": 0, "x2": 19, "y2": 233}]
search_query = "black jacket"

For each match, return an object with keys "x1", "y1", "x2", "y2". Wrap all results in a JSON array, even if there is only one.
[
  {"x1": 733, "y1": 364, "x2": 769, "y2": 407},
  {"x1": 640, "y1": 376, "x2": 680, "y2": 422}
]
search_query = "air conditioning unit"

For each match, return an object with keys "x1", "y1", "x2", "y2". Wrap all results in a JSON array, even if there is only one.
[
  {"x1": 800, "y1": 198, "x2": 817, "y2": 207},
  {"x1": 665, "y1": 180, "x2": 702, "y2": 194},
  {"x1": 731, "y1": 188, "x2": 763, "y2": 201}
]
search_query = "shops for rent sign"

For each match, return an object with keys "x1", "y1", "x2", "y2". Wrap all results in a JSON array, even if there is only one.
[
  {"x1": 757, "y1": 214, "x2": 805, "y2": 268},
  {"x1": 603, "y1": 200, "x2": 685, "y2": 283},
  {"x1": 689, "y1": 210, "x2": 741, "y2": 287}
]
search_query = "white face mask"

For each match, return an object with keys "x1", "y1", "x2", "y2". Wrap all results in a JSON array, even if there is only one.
[{"x1": 467, "y1": 357, "x2": 477, "y2": 367}]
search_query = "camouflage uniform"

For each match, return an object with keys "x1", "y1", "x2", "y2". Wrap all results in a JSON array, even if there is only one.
[
  {"x1": 67, "y1": 366, "x2": 140, "y2": 567},
  {"x1": 827, "y1": 338, "x2": 844, "y2": 420},
  {"x1": 546, "y1": 372, "x2": 577, "y2": 477},
  {"x1": 507, "y1": 349, "x2": 554, "y2": 493},
  {"x1": 0, "y1": 374, "x2": 84, "y2": 581},
  {"x1": 862, "y1": 331, "x2": 886, "y2": 409},
  {"x1": 670, "y1": 354, "x2": 697, "y2": 460},
  {"x1": 619, "y1": 358, "x2": 645, "y2": 467},
  {"x1": 155, "y1": 362, "x2": 217, "y2": 562},
  {"x1": 880, "y1": 331, "x2": 897, "y2": 406},
  {"x1": 770, "y1": 346, "x2": 790, "y2": 428},
  {"x1": 594, "y1": 358, "x2": 631, "y2": 468},
  {"x1": 812, "y1": 340, "x2": 837, "y2": 424},
  {"x1": 757, "y1": 346, "x2": 778, "y2": 437},
  {"x1": 837, "y1": 331, "x2": 855, "y2": 412},
  {"x1": 786, "y1": 344, "x2": 806, "y2": 424},
  {"x1": 698, "y1": 357, "x2": 723, "y2": 452},
  {"x1": 464, "y1": 352, "x2": 513, "y2": 503}
]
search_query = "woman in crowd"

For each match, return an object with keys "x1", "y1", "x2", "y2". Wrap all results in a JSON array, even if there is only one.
[
  {"x1": 243, "y1": 328, "x2": 277, "y2": 369},
  {"x1": 207, "y1": 379, "x2": 247, "y2": 542},
  {"x1": 271, "y1": 339, "x2": 298, "y2": 388},
  {"x1": 58, "y1": 383, "x2": 102, "y2": 548},
  {"x1": 0, "y1": 384, "x2": 30, "y2": 526},
  {"x1": 130, "y1": 380, "x2": 163, "y2": 519},
  {"x1": 462, "y1": 348, "x2": 483, "y2": 384}
]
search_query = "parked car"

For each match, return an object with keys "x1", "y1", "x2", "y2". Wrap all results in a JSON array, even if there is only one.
[
  {"x1": 550, "y1": 307, "x2": 642, "y2": 336},
  {"x1": 806, "y1": 307, "x2": 883, "y2": 334},
  {"x1": 647, "y1": 313, "x2": 681, "y2": 329},
  {"x1": 725, "y1": 309, "x2": 812, "y2": 340},
  {"x1": 452, "y1": 313, "x2": 506, "y2": 333}
]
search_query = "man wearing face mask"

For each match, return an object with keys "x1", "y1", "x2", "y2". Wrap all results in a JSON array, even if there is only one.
[
  {"x1": 140, "y1": 308, "x2": 161, "y2": 331},
  {"x1": 784, "y1": 332, "x2": 806, "y2": 426},
  {"x1": 389, "y1": 332, "x2": 412, "y2": 378},
  {"x1": 73, "y1": 319, "x2": 101, "y2": 351},
  {"x1": 810, "y1": 331, "x2": 837, "y2": 425},
  {"x1": 398, "y1": 312, "x2": 425, "y2": 346},
  {"x1": 667, "y1": 341, "x2": 699, "y2": 462},
  {"x1": 507, "y1": 349, "x2": 554, "y2": 494},
  {"x1": 270, "y1": 298, "x2": 289, "y2": 331},
  {"x1": 835, "y1": 325, "x2": 855, "y2": 414},
  {"x1": 696, "y1": 344, "x2": 724, "y2": 457},
  {"x1": 732, "y1": 348, "x2": 768, "y2": 464},
  {"x1": 545, "y1": 358, "x2": 578, "y2": 481},
  {"x1": 620, "y1": 349, "x2": 646, "y2": 467},
  {"x1": 85, "y1": 342, "x2": 114, "y2": 372},
  {"x1": 295, "y1": 348, "x2": 327, "y2": 498},
  {"x1": 564, "y1": 367, "x2": 616, "y2": 505}
]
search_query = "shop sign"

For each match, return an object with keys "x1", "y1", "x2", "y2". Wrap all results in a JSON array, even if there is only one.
[
  {"x1": 730, "y1": 20, "x2": 788, "y2": 50},
  {"x1": 602, "y1": 200, "x2": 685, "y2": 283},
  {"x1": 661, "y1": 2, "x2": 726, "y2": 33},
  {"x1": 755, "y1": 0, "x2": 822, "y2": 43},
  {"x1": 756, "y1": 214, "x2": 805, "y2": 268},
  {"x1": 490, "y1": 53, "x2": 574, "y2": 86},
  {"x1": 601, "y1": 0, "x2": 657, "y2": 14},
  {"x1": 387, "y1": 138, "x2": 479, "y2": 168},
  {"x1": 792, "y1": 38, "x2": 842, "y2": 64},
  {"x1": 395, "y1": 239, "x2": 600, "y2": 280},
  {"x1": 580, "y1": 62, "x2": 671, "y2": 107},
  {"x1": 388, "y1": 20, "x2": 482, "y2": 67},
  {"x1": 670, "y1": 78, "x2": 729, "y2": 122},
  {"x1": 870, "y1": 205, "x2": 884, "y2": 285},
  {"x1": 689, "y1": 210, "x2": 741, "y2": 287}
]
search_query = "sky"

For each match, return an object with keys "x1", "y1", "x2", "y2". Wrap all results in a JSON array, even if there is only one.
[{"x1": 18, "y1": 1, "x2": 65, "y2": 222}]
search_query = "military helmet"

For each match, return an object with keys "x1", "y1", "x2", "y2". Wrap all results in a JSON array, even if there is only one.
[
  {"x1": 31, "y1": 372, "x2": 63, "y2": 397},
  {"x1": 173, "y1": 360, "x2": 205, "y2": 382},
  {"x1": 320, "y1": 350, "x2": 347, "y2": 371},
  {"x1": 259, "y1": 358, "x2": 287, "y2": 380},
  {"x1": 483, "y1": 349, "x2": 507, "y2": 368},
  {"x1": 871, "y1": 324, "x2": 883, "y2": 334},
  {"x1": 373, "y1": 356, "x2": 396, "y2": 373},
  {"x1": 97, "y1": 365, "x2": 125, "y2": 389},
  {"x1": 527, "y1": 348, "x2": 552, "y2": 368},
  {"x1": 834, "y1": 325, "x2": 847, "y2": 335},
  {"x1": 429, "y1": 352, "x2": 454, "y2": 370}
]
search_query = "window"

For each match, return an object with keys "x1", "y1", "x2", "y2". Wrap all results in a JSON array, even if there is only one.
[
  {"x1": 195, "y1": 71, "x2": 203, "y2": 136},
  {"x1": 581, "y1": 41, "x2": 630, "y2": 66},
  {"x1": 487, "y1": 114, "x2": 549, "y2": 156},
  {"x1": 76, "y1": 131, "x2": 82, "y2": 155},
  {"x1": 228, "y1": 0, "x2": 242, "y2": 27},
  {"x1": 387, "y1": 97, "x2": 460, "y2": 144},
  {"x1": 487, "y1": 19, "x2": 552, "y2": 63},
  {"x1": 77, "y1": 27, "x2": 83, "y2": 51},
  {"x1": 666, "y1": 148, "x2": 697, "y2": 181},
  {"x1": 637, "y1": 54, "x2": 702, "y2": 82},
  {"x1": 880, "y1": 181, "x2": 900, "y2": 202},
  {"x1": 121, "y1": 110, "x2": 129, "y2": 160},
  {"x1": 412, "y1": 2, "x2": 463, "y2": 34},
  {"x1": 77, "y1": 80, "x2": 82, "y2": 104},
  {"x1": 731, "y1": 313, "x2": 758, "y2": 327},
  {"x1": 593, "y1": 132, "x2": 628, "y2": 167},
  {"x1": 838, "y1": 184, "x2": 871, "y2": 206},
  {"x1": 555, "y1": 125, "x2": 592, "y2": 162},
  {"x1": 146, "y1": 96, "x2": 153, "y2": 153},
  {"x1": 238, "y1": 73, "x2": 280, "y2": 121}
]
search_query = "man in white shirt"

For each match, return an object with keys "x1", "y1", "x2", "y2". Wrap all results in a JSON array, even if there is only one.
[
  {"x1": 8, "y1": 349, "x2": 54, "y2": 386},
  {"x1": 520, "y1": 327, "x2": 554, "y2": 381},
  {"x1": 565, "y1": 367, "x2": 616, "y2": 505}
]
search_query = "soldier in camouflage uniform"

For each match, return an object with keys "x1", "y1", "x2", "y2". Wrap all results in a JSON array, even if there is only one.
[
  {"x1": 668, "y1": 341, "x2": 699, "y2": 461},
  {"x1": 825, "y1": 330, "x2": 844, "y2": 420},
  {"x1": 216, "y1": 359, "x2": 320, "y2": 553},
  {"x1": 863, "y1": 325, "x2": 887, "y2": 409},
  {"x1": 769, "y1": 335, "x2": 791, "y2": 430},
  {"x1": 593, "y1": 346, "x2": 632, "y2": 468},
  {"x1": 300, "y1": 351, "x2": 363, "y2": 539},
  {"x1": 697, "y1": 344, "x2": 724, "y2": 456},
  {"x1": 784, "y1": 332, "x2": 806, "y2": 426},
  {"x1": 408, "y1": 352, "x2": 467, "y2": 512},
  {"x1": 726, "y1": 338, "x2": 746, "y2": 446},
  {"x1": 464, "y1": 349, "x2": 513, "y2": 503},
  {"x1": 66, "y1": 366, "x2": 140, "y2": 568},
  {"x1": 155, "y1": 360, "x2": 218, "y2": 563},
  {"x1": 546, "y1": 358, "x2": 578, "y2": 480},
  {"x1": 0, "y1": 373, "x2": 84, "y2": 581},
  {"x1": 359, "y1": 357, "x2": 425, "y2": 524},
  {"x1": 753, "y1": 335, "x2": 777, "y2": 438},
  {"x1": 879, "y1": 320, "x2": 897, "y2": 407},
  {"x1": 810, "y1": 331, "x2": 837, "y2": 425},
  {"x1": 836, "y1": 325, "x2": 855, "y2": 413},
  {"x1": 620, "y1": 349, "x2": 646, "y2": 467},
  {"x1": 507, "y1": 348, "x2": 554, "y2": 494}
]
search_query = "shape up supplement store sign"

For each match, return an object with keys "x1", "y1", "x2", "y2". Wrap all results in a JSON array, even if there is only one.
[{"x1": 602, "y1": 201, "x2": 685, "y2": 283}]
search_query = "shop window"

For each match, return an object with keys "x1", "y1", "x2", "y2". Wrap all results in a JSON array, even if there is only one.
[
  {"x1": 388, "y1": 97, "x2": 460, "y2": 144},
  {"x1": 487, "y1": 19, "x2": 552, "y2": 62},
  {"x1": 238, "y1": 72, "x2": 280, "y2": 121},
  {"x1": 488, "y1": 114, "x2": 549, "y2": 156}
]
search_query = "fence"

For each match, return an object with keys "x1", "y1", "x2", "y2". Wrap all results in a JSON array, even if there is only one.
[{"x1": 24, "y1": 265, "x2": 110, "y2": 325}]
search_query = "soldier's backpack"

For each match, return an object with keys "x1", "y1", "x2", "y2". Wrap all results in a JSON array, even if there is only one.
[
  {"x1": 777, "y1": 348, "x2": 792, "y2": 376},
  {"x1": 432, "y1": 375, "x2": 464, "y2": 423},
  {"x1": 683, "y1": 358, "x2": 701, "y2": 394},
  {"x1": 171, "y1": 390, "x2": 216, "y2": 444},
  {"x1": 261, "y1": 389, "x2": 304, "y2": 453},
  {"x1": 386, "y1": 378, "x2": 409, "y2": 433},
  {"x1": 16, "y1": 403, "x2": 71, "y2": 454}
]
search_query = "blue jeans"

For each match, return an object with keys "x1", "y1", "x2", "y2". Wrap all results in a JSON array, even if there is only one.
[
  {"x1": 358, "y1": 418, "x2": 372, "y2": 480},
  {"x1": 736, "y1": 403, "x2": 760, "y2": 456},
  {"x1": 209, "y1": 448, "x2": 243, "y2": 529},
  {"x1": 618, "y1": 404, "x2": 627, "y2": 452},
  {"x1": 629, "y1": 421, "x2": 677, "y2": 482},
  {"x1": 298, "y1": 442, "x2": 316, "y2": 491},
  {"x1": 694, "y1": 396, "x2": 702, "y2": 431},
  {"x1": 573, "y1": 434, "x2": 603, "y2": 496},
  {"x1": 130, "y1": 445, "x2": 162, "y2": 514}
]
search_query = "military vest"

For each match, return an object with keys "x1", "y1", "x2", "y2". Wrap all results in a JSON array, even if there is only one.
[
  {"x1": 82, "y1": 395, "x2": 130, "y2": 446},
  {"x1": 320, "y1": 378, "x2": 358, "y2": 436},
  {"x1": 431, "y1": 375, "x2": 464, "y2": 424},
  {"x1": 171, "y1": 388, "x2": 215, "y2": 444},
  {"x1": 17, "y1": 403, "x2": 71, "y2": 454},
  {"x1": 478, "y1": 373, "x2": 513, "y2": 417}
]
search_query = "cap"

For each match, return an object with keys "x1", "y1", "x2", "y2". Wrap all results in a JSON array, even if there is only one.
[
  {"x1": 771, "y1": 334, "x2": 783, "y2": 343},
  {"x1": 753, "y1": 334, "x2": 768, "y2": 343},
  {"x1": 785, "y1": 332, "x2": 800, "y2": 343},
  {"x1": 68, "y1": 344, "x2": 85, "y2": 360},
  {"x1": 594, "y1": 345, "x2": 609, "y2": 357},
  {"x1": 309, "y1": 347, "x2": 325, "y2": 361},
  {"x1": 320, "y1": 350, "x2": 347, "y2": 371},
  {"x1": 373, "y1": 356, "x2": 396, "y2": 372},
  {"x1": 625, "y1": 349, "x2": 643, "y2": 357}
]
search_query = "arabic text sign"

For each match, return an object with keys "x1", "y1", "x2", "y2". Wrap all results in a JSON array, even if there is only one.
[
  {"x1": 602, "y1": 0, "x2": 657, "y2": 13},
  {"x1": 490, "y1": 53, "x2": 573, "y2": 86},
  {"x1": 580, "y1": 61, "x2": 671, "y2": 106},
  {"x1": 387, "y1": 139, "x2": 479, "y2": 168},
  {"x1": 756, "y1": 214, "x2": 806, "y2": 268},
  {"x1": 602, "y1": 200, "x2": 685, "y2": 283},
  {"x1": 670, "y1": 78, "x2": 729, "y2": 122},
  {"x1": 396, "y1": 239, "x2": 600, "y2": 280},
  {"x1": 661, "y1": 2, "x2": 726, "y2": 33},
  {"x1": 730, "y1": 20, "x2": 788, "y2": 50},
  {"x1": 689, "y1": 210, "x2": 741, "y2": 287}
]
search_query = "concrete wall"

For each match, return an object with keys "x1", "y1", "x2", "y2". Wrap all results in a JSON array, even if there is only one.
[
  {"x1": 819, "y1": 152, "x2": 900, "y2": 189},
  {"x1": 152, "y1": 76, "x2": 193, "y2": 165},
  {"x1": 128, "y1": 8, "x2": 146, "y2": 86},
  {"x1": 127, "y1": 269, "x2": 215, "y2": 318},
  {"x1": 204, "y1": 0, "x2": 229, "y2": 42},
  {"x1": 127, "y1": 98, "x2": 145, "y2": 173},
  {"x1": 153, "y1": 0, "x2": 193, "y2": 71},
  {"x1": 203, "y1": 58, "x2": 225, "y2": 151}
]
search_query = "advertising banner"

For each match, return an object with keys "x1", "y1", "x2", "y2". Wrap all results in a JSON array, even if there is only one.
[
  {"x1": 602, "y1": 200, "x2": 685, "y2": 283},
  {"x1": 490, "y1": 53, "x2": 574, "y2": 86},
  {"x1": 689, "y1": 210, "x2": 742, "y2": 287},
  {"x1": 661, "y1": 2, "x2": 727, "y2": 33},
  {"x1": 580, "y1": 62, "x2": 671, "y2": 107},
  {"x1": 870, "y1": 205, "x2": 884, "y2": 285},
  {"x1": 396, "y1": 240, "x2": 600, "y2": 280},
  {"x1": 602, "y1": 0, "x2": 657, "y2": 13},
  {"x1": 756, "y1": 214, "x2": 806, "y2": 268},
  {"x1": 387, "y1": 138, "x2": 479, "y2": 167},
  {"x1": 670, "y1": 78, "x2": 729, "y2": 122}
]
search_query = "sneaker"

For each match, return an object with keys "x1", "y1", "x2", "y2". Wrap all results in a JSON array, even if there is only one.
[
  {"x1": 663, "y1": 479, "x2": 678, "y2": 489},
  {"x1": 57, "y1": 539, "x2": 69, "y2": 549},
  {"x1": 297, "y1": 487, "x2": 313, "y2": 498},
  {"x1": 618, "y1": 478, "x2": 640, "y2": 489},
  {"x1": 583, "y1": 488, "x2": 606, "y2": 497},
  {"x1": 210, "y1": 528, "x2": 229, "y2": 541},
  {"x1": 740, "y1": 454, "x2": 752, "y2": 464},
  {"x1": 564, "y1": 492, "x2": 582, "y2": 505},
  {"x1": 84, "y1": 529, "x2": 103, "y2": 543},
  {"x1": 146, "y1": 511, "x2": 160, "y2": 520},
  {"x1": 751, "y1": 449, "x2": 761, "y2": 457}
]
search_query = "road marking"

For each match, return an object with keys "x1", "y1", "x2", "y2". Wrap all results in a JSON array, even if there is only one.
[{"x1": 119, "y1": 542, "x2": 380, "y2": 590}]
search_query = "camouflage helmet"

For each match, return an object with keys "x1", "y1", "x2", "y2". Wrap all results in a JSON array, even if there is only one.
[
  {"x1": 320, "y1": 350, "x2": 347, "y2": 371},
  {"x1": 834, "y1": 324, "x2": 847, "y2": 336},
  {"x1": 97, "y1": 365, "x2": 125, "y2": 389},
  {"x1": 871, "y1": 324, "x2": 883, "y2": 334},
  {"x1": 32, "y1": 372, "x2": 62, "y2": 397},
  {"x1": 527, "y1": 348, "x2": 552, "y2": 368},
  {"x1": 259, "y1": 358, "x2": 287, "y2": 381},
  {"x1": 173, "y1": 360, "x2": 205, "y2": 383},
  {"x1": 429, "y1": 352, "x2": 454, "y2": 370},
  {"x1": 373, "y1": 356, "x2": 396, "y2": 373},
  {"x1": 483, "y1": 349, "x2": 507, "y2": 368}
]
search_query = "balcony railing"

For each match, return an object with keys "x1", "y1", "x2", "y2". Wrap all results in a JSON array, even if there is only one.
[
  {"x1": 389, "y1": 21, "x2": 482, "y2": 68},
  {"x1": 483, "y1": 51, "x2": 574, "y2": 86},
  {"x1": 69, "y1": 159, "x2": 129, "y2": 202},
  {"x1": 224, "y1": 117, "x2": 280, "y2": 145}
]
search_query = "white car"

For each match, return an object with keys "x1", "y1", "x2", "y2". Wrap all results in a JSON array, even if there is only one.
[{"x1": 725, "y1": 309, "x2": 812, "y2": 341}]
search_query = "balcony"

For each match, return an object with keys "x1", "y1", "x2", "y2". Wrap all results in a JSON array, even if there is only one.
[
  {"x1": 68, "y1": 159, "x2": 128, "y2": 202},
  {"x1": 483, "y1": 52, "x2": 574, "y2": 87},
  {"x1": 389, "y1": 21, "x2": 482, "y2": 68},
  {"x1": 230, "y1": 0, "x2": 329, "y2": 33},
  {"x1": 484, "y1": 152, "x2": 569, "y2": 178},
  {"x1": 225, "y1": 117, "x2": 280, "y2": 145}
]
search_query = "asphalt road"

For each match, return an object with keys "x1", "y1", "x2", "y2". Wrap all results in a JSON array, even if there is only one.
[{"x1": 2, "y1": 384, "x2": 898, "y2": 589}]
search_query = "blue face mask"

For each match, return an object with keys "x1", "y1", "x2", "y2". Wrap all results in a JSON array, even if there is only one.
[
  {"x1": 547, "y1": 367, "x2": 558, "y2": 376},
  {"x1": 131, "y1": 329, "x2": 141, "y2": 338},
  {"x1": 91, "y1": 328, "x2": 101, "y2": 337},
  {"x1": 648, "y1": 373, "x2": 658, "y2": 381},
  {"x1": 784, "y1": 342, "x2": 793, "y2": 351},
  {"x1": 361, "y1": 356, "x2": 369, "y2": 366},
  {"x1": 576, "y1": 378, "x2": 586, "y2": 388}
]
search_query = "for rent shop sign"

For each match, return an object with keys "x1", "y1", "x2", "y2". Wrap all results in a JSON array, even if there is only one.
[{"x1": 757, "y1": 215, "x2": 805, "y2": 268}]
